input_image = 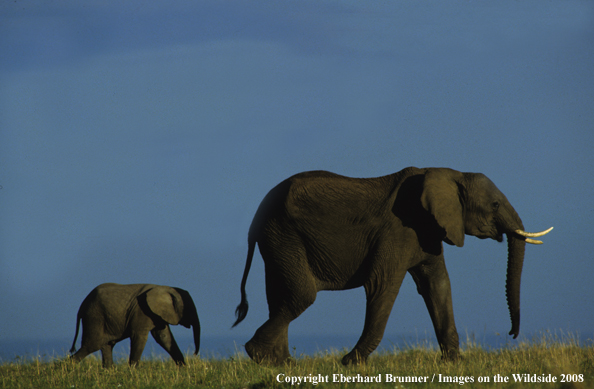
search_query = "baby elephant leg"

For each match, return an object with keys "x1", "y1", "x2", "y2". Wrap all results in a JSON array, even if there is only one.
[
  {"x1": 71, "y1": 346, "x2": 94, "y2": 364},
  {"x1": 71, "y1": 335, "x2": 104, "y2": 365},
  {"x1": 129, "y1": 331, "x2": 150, "y2": 366},
  {"x1": 151, "y1": 326, "x2": 186, "y2": 366},
  {"x1": 101, "y1": 343, "x2": 115, "y2": 368}
]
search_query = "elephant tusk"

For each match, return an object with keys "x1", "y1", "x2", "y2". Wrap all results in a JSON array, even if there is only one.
[
  {"x1": 514, "y1": 227, "x2": 554, "y2": 238},
  {"x1": 514, "y1": 227, "x2": 553, "y2": 244}
]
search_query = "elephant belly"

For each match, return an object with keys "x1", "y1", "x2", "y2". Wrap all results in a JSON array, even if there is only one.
[
  {"x1": 304, "y1": 241, "x2": 373, "y2": 291},
  {"x1": 258, "y1": 214, "x2": 386, "y2": 291}
]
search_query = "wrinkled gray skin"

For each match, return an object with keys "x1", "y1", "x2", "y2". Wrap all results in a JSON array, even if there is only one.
[
  {"x1": 233, "y1": 167, "x2": 549, "y2": 366},
  {"x1": 70, "y1": 283, "x2": 200, "y2": 367}
]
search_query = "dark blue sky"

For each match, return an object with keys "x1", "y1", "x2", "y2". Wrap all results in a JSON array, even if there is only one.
[{"x1": 1, "y1": 1, "x2": 593, "y2": 353}]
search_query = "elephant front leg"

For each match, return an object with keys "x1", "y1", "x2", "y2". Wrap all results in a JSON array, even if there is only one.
[
  {"x1": 129, "y1": 331, "x2": 150, "y2": 366},
  {"x1": 101, "y1": 343, "x2": 115, "y2": 368},
  {"x1": 151, "y1": 325, "x2": 186, "y2": 366},
  {"x1": 409, "y1": 257, "x2": 460, "y2": 361},
  {"x1": 342, "y1": 273, "x2": 404, "y2": 365}
]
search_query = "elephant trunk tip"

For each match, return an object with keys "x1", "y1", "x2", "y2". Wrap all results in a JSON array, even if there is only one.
[{"x1": 509, "y1": 318, "x2": 520, "y2": 339}]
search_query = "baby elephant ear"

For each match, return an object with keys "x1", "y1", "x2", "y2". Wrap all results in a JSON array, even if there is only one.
[
  {"x1": 146, "y1": 286, "x2": 183, "y2": 325},
  {"x1": 420, "y1": 169, "x2": 465, "y2": 247}
]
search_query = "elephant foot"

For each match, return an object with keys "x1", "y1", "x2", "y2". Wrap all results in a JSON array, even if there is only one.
[
  {"x1": 441, "y1": 348, "x2": 460, "y2": 362},
  {"x1": 245, "y1": 339, "x2": 290, "y2": 366},
  {"x1": 341, "y1": 349, "x2": 367, "y2": 366}
]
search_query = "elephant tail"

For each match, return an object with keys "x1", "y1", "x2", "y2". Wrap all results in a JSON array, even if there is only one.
[
  {"x1": 232, "y1": 237, "x2": 256, "y2": 328},
  {"x1": 70, "y1": 310, "x2": 82, "y2": 354}
]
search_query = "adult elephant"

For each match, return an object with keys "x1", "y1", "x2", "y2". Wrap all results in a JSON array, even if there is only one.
[
  {"x1": 70, "y1": 283, "x2": 200, "y2": 367},
  {"x1": 232, "y1": 167, "x2": 552, "y2": 366}
]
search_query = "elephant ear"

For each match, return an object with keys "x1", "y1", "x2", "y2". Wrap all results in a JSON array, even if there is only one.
[
  {"x1": 420, "y1": 169, "x2": 465, "y2": 247},
  {"x1": 146, "y1": 286, "x2": 183, "y2": 325}
]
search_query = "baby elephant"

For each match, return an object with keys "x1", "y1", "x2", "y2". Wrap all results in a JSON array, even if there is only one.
[{"x1": 70, "y1": 283, "x2": 200, "y2": 367}]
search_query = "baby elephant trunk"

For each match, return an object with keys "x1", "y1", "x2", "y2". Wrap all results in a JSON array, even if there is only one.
[
  {"x1": 177, "y1": 288, "x2": 200, "y2": 355},
  {"x1": 192, "y1": 313, "x2": 201, "y2": 355}
]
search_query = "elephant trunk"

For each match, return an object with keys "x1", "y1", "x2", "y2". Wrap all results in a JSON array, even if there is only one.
[
  {"x1": 505, "y1": 232, "x2": 525, "y2": 339},
  {"x1": 501, "y1": 201, "x2": 527, "y2": 339},
  {"x1": 501, "y1": 203, "x2": 552, "y2": 339}
]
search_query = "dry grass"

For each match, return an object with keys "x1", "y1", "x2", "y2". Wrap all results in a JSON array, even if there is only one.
[{"x1": 1, "y1": 332, "x2": 592, "y2": 388}]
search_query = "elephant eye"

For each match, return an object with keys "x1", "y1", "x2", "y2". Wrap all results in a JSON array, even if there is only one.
[{"x1": 492, "y1": 201, "x2": 500, "y2": 211}]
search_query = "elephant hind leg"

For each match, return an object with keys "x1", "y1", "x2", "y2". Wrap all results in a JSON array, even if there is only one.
[
  {"x1": 247, "y1": 253, "x2": 317, "y2": 365},
  {"x1": 70, "y1": 346, "x2": 95, "y2": 363},
  {"x1": 71, "y1": 330, "x2": 105, "y2": 364},
  {"x1": 246, "y1": 318, "x2": 294, "y2": 366}
]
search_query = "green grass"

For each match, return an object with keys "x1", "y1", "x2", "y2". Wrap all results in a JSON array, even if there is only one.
[{"x1": 1, "y1": 332, "x2": 593, "y2": 388}]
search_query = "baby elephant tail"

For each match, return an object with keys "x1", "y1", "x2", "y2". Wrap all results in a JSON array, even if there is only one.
[
  {"x1": 232, "y1": 238, "x2": 256, "y2": 328},
  {"x1": 70, "y1": 311, "x2": 82, "y2": 354}
]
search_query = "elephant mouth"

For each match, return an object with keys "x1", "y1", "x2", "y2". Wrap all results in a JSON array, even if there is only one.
[
  {"x1": 474, "y1": 224, "x2": 503, "y2": 242},
  {"x1": 476, "y1": 233, "x2": 503, "y2": 242}
]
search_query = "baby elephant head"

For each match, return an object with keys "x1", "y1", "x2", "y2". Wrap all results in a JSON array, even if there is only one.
[{"x1": 145, "y1": 286, "x2": 201, "y2": 355}]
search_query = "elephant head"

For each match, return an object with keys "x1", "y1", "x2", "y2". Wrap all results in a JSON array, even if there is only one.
[
  {"x1": 146, "y1": 286, "x2": 201, "y2": 354},
  {"x1": 420, "y1": 168, "x2": 552, "y2": 338}
]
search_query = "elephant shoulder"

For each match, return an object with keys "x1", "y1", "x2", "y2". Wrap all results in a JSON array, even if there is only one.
[{"x1": 286, "y1": 173, "x2": 397, "y2": 219}]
